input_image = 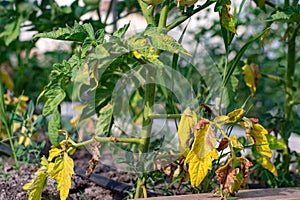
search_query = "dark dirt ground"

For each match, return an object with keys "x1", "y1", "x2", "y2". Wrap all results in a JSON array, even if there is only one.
[{"x1": 0, "y1": 154, "x2": 131, "y2": 200}]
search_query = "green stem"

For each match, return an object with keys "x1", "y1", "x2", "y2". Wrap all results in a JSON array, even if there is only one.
[
  {"x1": 166, "y1": 0, "x2": 214, "y2": 30},
  {"x1": 134, "y1": 64, "x2": 156, "y2": 198},
  {"x1": 158, "y1": 0, "x2": 170, "y2": 28},
  {"x1": 69, "y1": 136, "x2": 143, "y2": 148},
  {"x1": 0, "y1": 80, "x2": 19, "y2": 169},
  {"x1": 138, "y1": 0, "x2": 156, "y2": 26},
  {"x1": 260, "y1": 72, "x2": 285, "y2": 84},
  {"x1": 148, "y1": 113, "x2": 181, "y2": 119},
  {"x1": 282, "y1": 21, "x2": 298, "y2": 180}
]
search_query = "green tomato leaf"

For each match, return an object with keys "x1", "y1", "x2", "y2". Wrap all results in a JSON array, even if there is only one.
[
  {"x1": 0, "y1": 16, "x2": 23, "y2": 46},
  {"x1": 95, "y1": 103, "x2": 113, "y2": 136},
  {"x1": 33, "y1": 21, "x2": 94, "y2": 42},
  {"x1": 144, "y1": 27, "x2": 191, "y2": 56},
  {"x1": 43, "y1": 87, "x2": 66, "y2": 116},
  {"x1": 48, "y1": 108, "x2": 61, "y2": 146}
]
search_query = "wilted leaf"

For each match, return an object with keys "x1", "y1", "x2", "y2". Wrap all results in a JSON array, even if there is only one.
[
  {"x1": 216, "y1": 160, "x2": 236, "y2": 194},
  {"x1": 50, "y1": 152, "x2": 74, "y2": 200},
  {"x1": 177, "y1": 107, "x2": 197, "y2": 156},
  {"x1": 23, "y1": 157, "x2": 49, "y2": 200},
  {"x1": 220, "y1": 1, "x2": 236, "y2": 34},
  {"x1": 216, "y1": 157, "x2": 252, "y2": 195},
  {"x1": 86, "y1": 142, "x2": 101, "y2": 177},
  {"x1": 48, "y1": 108, "x2": 61, "y2": 146},
  {"x1": 185, "y1": 120, "x2": 218, "y2": 186},
  {"x1": 242, "y1": 63, "x2": 261, "y2": 97},
  {"x1": 217, "y1": 138, "x2": 229, "y2": 151}
]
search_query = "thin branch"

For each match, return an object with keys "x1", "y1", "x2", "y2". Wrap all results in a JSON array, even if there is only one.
[{"x1": 166, "y1": 0, "x2": 215, "y2": 30}]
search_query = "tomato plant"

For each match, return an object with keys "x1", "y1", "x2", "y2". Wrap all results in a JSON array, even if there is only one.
[{"x1": 1, "y1": 0, "x2": 299, "y2": 199}]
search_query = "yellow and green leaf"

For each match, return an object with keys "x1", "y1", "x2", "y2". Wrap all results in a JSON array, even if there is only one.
[
  {"x1": 247, "y1": 123, "x2": 272, "y2": 158},
  {"x1": 23, "y1": 157, "x2": 49, "y2": 200},
  {"x1": 255, "y1": 153, "x2": 277, "y2": 176},
  {"x1": 177, "y1": 107, "x2": 197, "y2": 156},
  {"x1": 49, "y1": 152, "x2": 74, "y2": 200},
  {"x1": 220, "y1": 1, "x2": 236, "y2": 34}
]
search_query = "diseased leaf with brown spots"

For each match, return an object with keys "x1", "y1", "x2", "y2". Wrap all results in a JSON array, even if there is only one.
[
  {"x1": 216, "y1": 160, "x2": 236, "y2": 194},
  {"x1": 220, "y1": 1, "x2": 237, "y2": 34},
  {"x1": 242, "y1": 63, "x2": 261, "y2": 97},
  {"x1": 86, "y1": 142, "x2": 101, "y2": 177},
  {"x1": 185, "y1": 120, "x2": 218, "y2": 186}
]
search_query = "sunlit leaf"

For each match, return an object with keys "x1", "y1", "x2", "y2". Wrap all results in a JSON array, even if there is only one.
[
  {"x1": 23, "y1": 157, "x2": 49, "y2": 200},
  {"x1": 266, "y1": 135, "x2": 287, "y2": 151},
  {"x1": 185, "y1": 119, "x2": 218, "y2": 186},
  {"x1": 177, "y1": 107, "x2": 197, "y2": 156},
  {"x1": 226, "y1": 108, "x2": 245, "y2": 123},
  {"x1": 33, "y1": 21, "x2": 93, "y2": 42},
  {"x1": 48, "y1": 146, "x2": 62, "y2": 161},
  {"x1": 242, "y1": 63, "x2": 261, "y2": 97},
  {"x1": 144, "y1": 27, "x2": 191, "y2": 56},
  {"x1": 231, "y1": 134, "x2": 242, "y2": 149},
  {"x1": 247, "y1": 123, "x2": 272, "y2": 158},
  {"x1": 50, "y1": 152, "x2": 74, "y2": 200}
]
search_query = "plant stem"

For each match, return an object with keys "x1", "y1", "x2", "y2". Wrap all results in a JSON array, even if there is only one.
[
  {"x1": 166, "y1": 0, "x2": 214, "y2": 30},
  {"x1": 148, "y1": 113, "x2": 181, "y2": 119},
  {"x1": 158, "y1": 0, "x2": 170, "y2": 28},
  {"x1": 134, "y1": 64, "x2": 156, "y2": 198},
  {"x1": 261, "y1": 72, "x2": 285, "y2": 84},
  {"x1": 282, "y1": 21, "x2": 298, "y2": 180},
  {"x1": 0, "y1": 80, "x2": 19, "y2": 169},
  {"x1": 69, "y1": 136, "x2": 143, "y2": 148},
  {"x1": 138, "y1": 0, "x2": 156, "y2": 26}
]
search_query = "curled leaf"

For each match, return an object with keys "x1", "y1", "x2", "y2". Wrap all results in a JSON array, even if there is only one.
[
  {"x1": 217, "y1": 138, "x2": 229, "y2": 151},
  {"x1": 86, "y1": 142, "x2": 101, "y2": 177}
]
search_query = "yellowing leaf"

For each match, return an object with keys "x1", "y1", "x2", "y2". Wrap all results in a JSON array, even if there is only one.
[
  {"x1": 226, "y1": 109, "x2": 245, "y2": 123},
  {"x1": 231, "y1": 134, "x2": 242, "y2": 149},
  {"x1": 177, "y1": 107, "x2": 197, "y2": 156},
  {"x1": 247, "y1": 124, "x2": 272, "y2": 158},
  {"x1": 195, "y1": 119, "x2": 217, "y2": 159},
  {"x1": 23, "y1": 157, "x2": 49, "y2": 200},
  {"x1": 185, "y1": 120, "x2": 218, "y2": 186},
  {"x1": 242, "y1": 64, "x2": 261, "y2": 97},
  {"x1": 214, "y1": 115, "x2": 229, "y2": 124},
  {"x1": 48, "y1": 146, "x2": 62, "y2": 161},
  {"x1": 256, "y1": 154, "x2": 277, "y2": 176},
  {"x1": 50, "y1": 152, "x2": 74, "y2": 200}
]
